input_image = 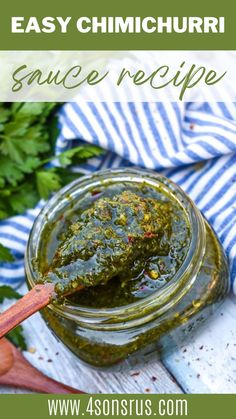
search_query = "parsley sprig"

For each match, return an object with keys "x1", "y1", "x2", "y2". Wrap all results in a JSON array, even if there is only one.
[
  {"x1": 0, "y1": 102, "x2": 103, "y2": 219},
  {"x1": 0, "y1": 284, "x2": 26, "y2": 350},
  {"x1": 0, "y1": 244, "x2": 26, "y2": 350},
  {"x1": 0, "y1": 243, "x2": 14, "y2": 262}
]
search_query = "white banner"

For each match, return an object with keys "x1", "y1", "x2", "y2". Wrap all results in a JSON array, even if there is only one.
[{"x1": 0, "y1": 51, "x2": 235, "y2": 102}]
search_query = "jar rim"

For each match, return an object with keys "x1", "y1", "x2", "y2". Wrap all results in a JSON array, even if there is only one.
[{"x1": 25, "y1": 168, "x2": 206, "y2": 326}]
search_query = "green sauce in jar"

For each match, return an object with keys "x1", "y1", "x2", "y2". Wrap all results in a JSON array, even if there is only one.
[{"x1": 37, "y1": 182, "x2": 190, "y2": 306}]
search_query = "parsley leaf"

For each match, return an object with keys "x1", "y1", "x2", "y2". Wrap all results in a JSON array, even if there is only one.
[
  {"x1": 7, "y1": 325, "x2": 27, "y2": 350},
  {"x1": 0, "y1": 285, "x2": 22, "y2": 303},
  {"x1": 0, "y1": 244, "x2": 14, "y2": 263},
  {"x1": 0, "y1": 285, "x2": 26, "y2": 350},
  {"x1": 36, "y1": 170, "x2": 62, "y2": 200},
  {"x1": 58, "y1": 145, "x2": 103, "y2": 166},
  {"x1": 8, "y1": 183, "x2": 39, "y2": 214}
]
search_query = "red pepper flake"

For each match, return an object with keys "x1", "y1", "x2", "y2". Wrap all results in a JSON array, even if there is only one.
[
  {"x1": 91, "y1": 190, "x2": 101, "y2": 196},
  {"x1": 144, "y1": 232, "x2": 156, "y2": 238},
  {"x1": 131, "y1": 372, "x2": 140, "y2": 377},
  {"x1": 128, "y1": 235, "x2": 134, "y2": 243},
  {"x1": 190, "y1": 123, "x2": 195, "y2": 130}
]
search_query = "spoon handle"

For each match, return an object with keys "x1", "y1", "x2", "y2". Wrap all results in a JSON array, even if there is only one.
[
  {"x1": 0, "y1": 284, "x2": 55, "y2": 339},
  {"x1": 0, "y1": 369, "x2": 84, "y2": 394}
]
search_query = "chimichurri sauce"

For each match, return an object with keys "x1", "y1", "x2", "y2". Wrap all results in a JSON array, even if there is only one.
[{"x1": 37, "y1": 182, "x2": 191, "y2": 307}]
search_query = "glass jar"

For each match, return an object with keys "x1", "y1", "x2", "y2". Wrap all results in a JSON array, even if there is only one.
[{"x1": 25, "y1": 168, "x2": 230, "y2": 368}]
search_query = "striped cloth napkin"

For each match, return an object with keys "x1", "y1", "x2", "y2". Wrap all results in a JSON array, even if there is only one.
[{"x1": 0, "y1": 101, "x2": 236, "y2": 293}]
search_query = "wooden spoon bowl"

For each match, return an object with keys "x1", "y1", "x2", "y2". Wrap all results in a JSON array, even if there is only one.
[
  {"x1": 0, "y1": 338, "x2": 14, "y2": 376},
  {"x1": 0, "y1": 337, "x2": 84, "y2": 394}
]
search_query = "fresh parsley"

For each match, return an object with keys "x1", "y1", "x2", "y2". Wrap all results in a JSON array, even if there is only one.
[
  {"x1": 0, "y1": 284, "x2": 26, "y2": 350},
  {"x1": 7, "y1": 325, "x2": 27, "y2": 351},
  {"x1": 0, "y1": 243, "x2": 14, "y2": 263},
  {"x1": 0, "y1": 285, "x2": 22, "y2": 303},
  {"x1": 0, "y1": 102, "x2": 103, "y2": 218}
]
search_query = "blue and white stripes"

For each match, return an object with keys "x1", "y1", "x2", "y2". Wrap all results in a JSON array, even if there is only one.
[{"x1": 0, "y1": 101, "x2": 236, "y2": 292}]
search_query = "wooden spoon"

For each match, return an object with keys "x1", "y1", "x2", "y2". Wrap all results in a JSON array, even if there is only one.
[
  {"x1": 0, "y1": 283, "x2": 84, "y2": 339},
  {"x1": 0, "y1": 337, "x2": 84, "y2": 393}
]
